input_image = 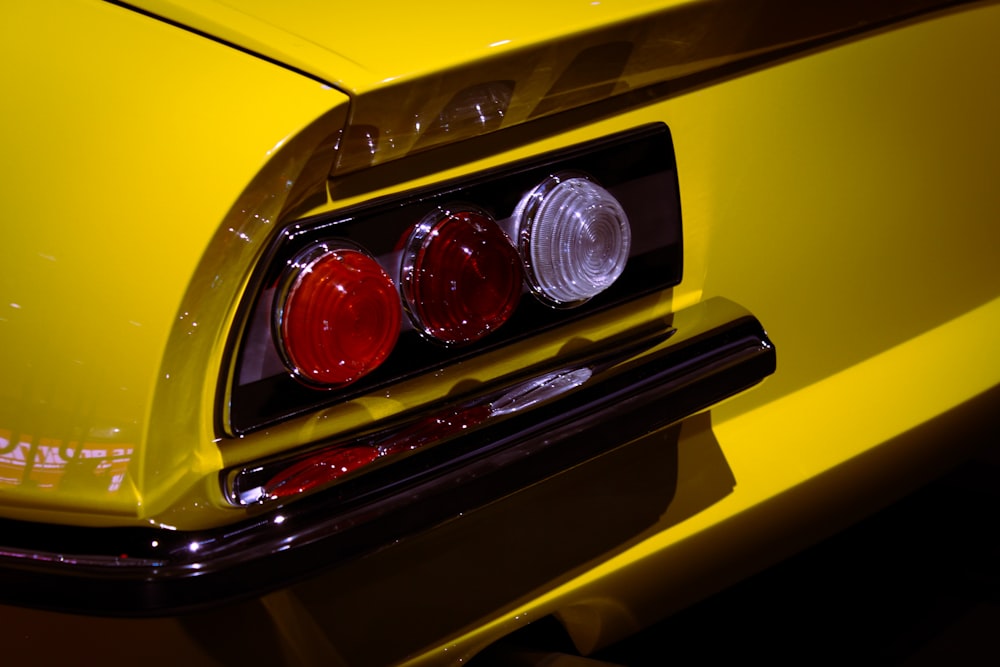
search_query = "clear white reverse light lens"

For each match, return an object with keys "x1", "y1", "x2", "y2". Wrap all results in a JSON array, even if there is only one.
[{"x1": 515, "y1": 174, "x2": 631, "y2": 307}]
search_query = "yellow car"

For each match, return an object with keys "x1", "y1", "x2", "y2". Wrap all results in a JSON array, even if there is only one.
[{"x1": 2, "y1": 0, "x2": 998, "y2": 664}]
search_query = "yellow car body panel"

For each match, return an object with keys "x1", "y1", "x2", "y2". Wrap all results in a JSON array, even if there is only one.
[
  {"x1": 1, "y1": 0, "x2": 348, "y2": 524},
  {"x1": 1, "y1": 0, "x2": 998, "y2": 664},
  {"x1": 130, "y1": 0, "x2": 730, "y2": 89}
]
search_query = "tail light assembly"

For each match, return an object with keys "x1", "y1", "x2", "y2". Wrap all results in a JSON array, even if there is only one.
[{"x1": 223, "y1": 123, "x2": 685, "y2": 502}]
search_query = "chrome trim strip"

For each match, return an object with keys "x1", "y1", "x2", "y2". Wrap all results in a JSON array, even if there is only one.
[{"x1": 0, "y1": 297, "x2": 774, "y2": 615}]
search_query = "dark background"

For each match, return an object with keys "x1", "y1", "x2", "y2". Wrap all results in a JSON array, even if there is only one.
[{"x1": 594, "y1": 446, "x2": 1000, "y2": 665}]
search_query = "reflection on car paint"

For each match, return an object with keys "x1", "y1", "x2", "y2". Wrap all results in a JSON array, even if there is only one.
[{"x1": 0, "y1": 430, "x2": 132, "y2": 493}]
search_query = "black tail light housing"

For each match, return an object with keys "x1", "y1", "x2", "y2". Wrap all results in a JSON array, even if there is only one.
[{"x1": 224, "y1": 123, "x2": 683, "y2": 435}]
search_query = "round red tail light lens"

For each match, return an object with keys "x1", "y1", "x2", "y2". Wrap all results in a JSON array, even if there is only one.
[
  {"x1": 275, "y1": 244, "x2": 401, "y2": 386},
  {"x1": 515, "y1": 174, "x2": 631, "y2": 307},
  {"x1": 400, "y1": 207, "x2": 522, "y2": 345}
]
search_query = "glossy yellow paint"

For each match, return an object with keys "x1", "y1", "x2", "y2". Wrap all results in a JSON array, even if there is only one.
[
  {"x1": 134, "y1": 0, "x2": 972, "y2": 175},
  {"x1": 406, "y1": 4, "x2": 1000, "y2": 661},
  {"x1": 1, "y1": 0, "x2": 999, "y2": 664},
  {"x1": 133, "y1": 0, "x2": 700, "y2": 89},
  {"x1": 0, "y1": 0, "x2": 347, "y2": 525}
]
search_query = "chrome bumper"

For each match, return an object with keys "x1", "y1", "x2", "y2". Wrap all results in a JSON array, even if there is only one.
[{"x1": 0, "y1": 297, "x2": 774, "y2": 614}]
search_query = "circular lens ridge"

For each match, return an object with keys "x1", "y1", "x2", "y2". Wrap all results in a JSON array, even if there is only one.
[
  {"x1": 277, "y1": 245, "x2": 400, "y2": 386},
  {"x1": 517, "y1": 175, "x2": 631, "y2": 307},
  {"x1": 401, "y1": 207, "x2": 522, "y2": 345}
]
